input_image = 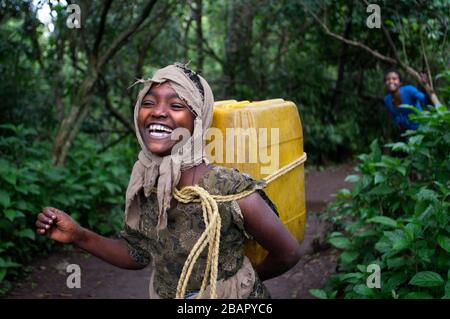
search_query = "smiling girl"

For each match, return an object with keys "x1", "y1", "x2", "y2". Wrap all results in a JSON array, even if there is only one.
[
  {"x1": 383, "y1": 68, "x2": 428, "y2": 130},
  {"x1": 35, "y1": 63, "x2": 301, "y2": 299}
]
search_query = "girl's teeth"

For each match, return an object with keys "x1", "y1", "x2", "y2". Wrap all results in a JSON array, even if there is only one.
[
  {"x1": 147, "y1": 124, "x2": 173, "y2": 138},
  {"x1": 149, "y1": 131, "x2": 170, "y2": 138},
  {"x1": 148, "y1": 124, "x2": 173, "y2": 133}
]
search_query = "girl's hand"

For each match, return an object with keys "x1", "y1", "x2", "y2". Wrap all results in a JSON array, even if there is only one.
[
  {"x1": 36, "y1": 207, "x2": 82, "y2": 244},
  {"x1": 419, "y1": 72, "x2": 430, "y2": 86}
]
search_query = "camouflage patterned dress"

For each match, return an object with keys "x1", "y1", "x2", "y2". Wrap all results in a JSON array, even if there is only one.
[{"x1": 120, "y1": 165, "x2": 275, "y2": 299}]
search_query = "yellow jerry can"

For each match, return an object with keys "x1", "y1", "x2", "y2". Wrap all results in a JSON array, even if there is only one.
[{"x1": 208, "y1": 99, "x2": 307, "y2": 265}]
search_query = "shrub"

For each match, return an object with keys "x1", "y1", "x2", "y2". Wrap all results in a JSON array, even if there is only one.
[
  {"x1": 312, "y1": 105, "x2": 450, "y2": 299},
  {"x1": 0, "y1": 124, "x2": 135, "y2": 295}
]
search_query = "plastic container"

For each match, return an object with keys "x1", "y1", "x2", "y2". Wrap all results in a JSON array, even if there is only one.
[{"x1": 209, "y1": 99, "x2": 306, "y2": 265}]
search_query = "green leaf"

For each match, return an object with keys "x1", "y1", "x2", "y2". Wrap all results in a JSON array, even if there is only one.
[
  {"x1": 417, "y1": 188, "x2": 439, "y2": 202},
  {"x1": 0, "y1": 190, "x2": 11, "y2": 208},
  {"x1": 419, "y1": 205, "x2": 434, "y2": 220},
  {"x1": 340, "y1": 272, "x2": 365, "y2": 283},
  {"x1": 417, "y1": 247, "x2": 435, "y2": 264},
  {"x1": 0, "y1": 159, "x2": 17, "y2": 185},
  {"x1": 344, "y1": 175, "x2": 360, "y2": 183},
  {"x1": 414, "y1": 201, "x2": 428, "y2": 216},
  {"x1": 330, "y1": 232, "x2": 343, "y2": 238},
  {"x1": 404, "y1": 292, "x2": 433, "y2": 299},
  {"x1": 356, "y1": 265, "x2": 367, "y2": 273},
  {"x1": 385, "y1": 230, "x2": 410, "y2": 251},
  {"x1": 404, "y1": 223, "x2": 421, "y2": 242},
  {"x1": 374, "y1": 172, "x2": 386, "y2": 184},
  {"x1": 437, "y1": 235, "x2": 450, "y2": 253},
  {"x1": 104, "y1": 182, "x2": 117, "y2": 194},
  {"x1": 436, "y1": 105, "x2": 447, "y2": 114},
  {"x1": 1, "y1": 172, "x2": 17, "y2": 186},
  {"x1": 0, "y1": 268, "x2": 6, "y2": 282},
  {"x1": 309, "y1": 289, "x2": 327, "y2": 299},
  {"x1": 368, "y1": 216, "x2": 398, "y2": 228},
  {"x1": 408, "y1": 135, "x2": 424, "y2": 145},
  {"x1": 386, "y1": 257, "x2": 407, "y2": 269},
  {"x1": 0, "y1": 259, "x2": 21, "y2": 268},
  {"x1": 355, "y1": 228, "x2": 378, "y2": 238},
  {"x1": 369, "y1": 140, "x2": 381, "y2": 161},
  {"x1": 385, "y1": 272, "x2": 408, "y2": 291},
  {"x1": 336, "y1": 188, "x2": 352, "y2": 198},
  {"x1": 409, "y1": 271, "x2": 444, "y2": 287},
  {"x1": 0, "y1": 242, "x2": 14, "y2": 254},
  {"x1": 393, "y1": 237, "x2": 411, "y2": 251},
  {"x1": 387, "y1": 142, "x2": 408, "y2": 152},
  {"x1": 375, "y1": 237, "x2": 391, "y2": 253},
  {"x1": 3, "y1": 209, "x2": 24, "y2": 222},
  {"x1": 340, "y1": 251, "x2": 359, "y2": 264},
  {"x1": 445, "y1": 281, "x2": 450, "y2": 298},
  {"x1": 353, "y1": 284, "x2": 373, "y2": 297},
  {"x1": 0, "y1": 123, "x2": 17, "y2": 131},
  {"x1": 16, "y1": 229, "x2": 36, "y2": 240},
  {"x1": 369, "y1": 185, "x2": 394, "y2": 196},
  {"x1": 329, "y1": 236, "x2": 352, "y2": 250},
  {"x1": 396, "y1": 166, "x2": 407, "y2": 176}
]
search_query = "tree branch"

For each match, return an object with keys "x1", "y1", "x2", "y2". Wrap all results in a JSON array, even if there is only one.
[
  {"x1": 102, "y1": 92, "x2": 135, "y2": 134},
  {"x1": 305, "y1": 2, "x2": 441, "y2": 105},
  {"x1": 97, "y1": 0, "x2": 158, "y2": 69},
  {"x1": 420, "y1": 30, "x2": 434, "y2": 91},
  {"x1": 202, "y1": 37, "x2": 224, "y2": 66},
  {"x1": 93, "y1": 0, "x2": 114, "y2": 59},
  {"x1": 303, "y1": 3, "x2": 396, "y2": 64},
  {"x1": 133, "y1": 2, "x2": 175, "y2": 76},
  {"x1": 135, "y1": 0, "x2": 174, "y2": 33},
  {"x1": 99, "y1": 131, "x2": 131, "y2": 153}
]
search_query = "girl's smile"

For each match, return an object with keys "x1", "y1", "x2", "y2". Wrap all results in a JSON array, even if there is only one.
[
  {"x1": 385, "y1": 72, "x2": 401, "y2": 93},
  {"x1": 138, "y1": 82, "x2": 195, "y2": 156}
]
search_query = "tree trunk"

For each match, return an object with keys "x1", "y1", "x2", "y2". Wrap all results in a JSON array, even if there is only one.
[
  {"x1": 194, "y1": 0, "x2": 204, "y2": 73},
  {"x1": 52, "y1": 0, "x2": 158, "y2": 166},
  {"x1": 52, "y1": 70, "x2": 98, "y2": 166},
  {"x1": 331, "y1": 0, "x2": 353, "y2": 116},
  {"x1": 224, "y1": 0, "x2": 255, "y2": 97}
]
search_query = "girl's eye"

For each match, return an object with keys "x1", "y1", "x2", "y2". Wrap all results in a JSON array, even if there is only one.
[
  {"x1": 171, "y1": 103, "x2": 185, "y2": 110},
  {"x1": 142, "y1": 101, "x2": 155, "y2": 107}
]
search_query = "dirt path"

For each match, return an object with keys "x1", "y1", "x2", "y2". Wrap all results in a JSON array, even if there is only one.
[{"x1": 7, "y1": 163, "x2": 354, "y2": 299}]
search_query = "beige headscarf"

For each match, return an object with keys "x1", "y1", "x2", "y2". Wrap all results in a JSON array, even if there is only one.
[{"x1": 124, "y1": 63, "x2": 214, "y2": 231}]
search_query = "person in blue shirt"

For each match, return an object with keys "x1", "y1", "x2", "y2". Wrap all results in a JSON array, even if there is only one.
[{"x1": 384, "y1": 68, "x2": 428, "y2": 130}]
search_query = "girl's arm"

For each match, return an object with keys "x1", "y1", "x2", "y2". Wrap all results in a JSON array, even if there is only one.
[
  {"x1": 36, "y1": 207, "x2": 145, "y2": 270},
  {"x1": 407, "y1": 85, "x2": 426, "y2": 110},
  {"x1": 237, "y1": 194, "x2": 301, "y2": 281}
]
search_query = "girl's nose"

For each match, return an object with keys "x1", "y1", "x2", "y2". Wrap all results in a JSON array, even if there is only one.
[{"x1": 151, "y1": 103, "x2": 168, "y2": 118}]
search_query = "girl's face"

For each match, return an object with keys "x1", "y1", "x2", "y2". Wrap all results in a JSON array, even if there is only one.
[
  {"x1": 385, "y1": 72, "x2": 401, "y2": 93},
  {"x1": 138, "y1": 82, "x2": 195, "y2": 156}
]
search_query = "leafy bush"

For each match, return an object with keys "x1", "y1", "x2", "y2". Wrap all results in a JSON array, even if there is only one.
[
  {"x1": 0, "y1": 124, "x2": 135, "y2": 295},
  {"x1": 312, "y1": 105, "x2": 450, "y2": 299}
]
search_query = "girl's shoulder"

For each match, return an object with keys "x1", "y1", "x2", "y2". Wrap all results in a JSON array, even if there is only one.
[
  {"x1": 199, "y1": 165, "x2": 265, "y2": 196},
  {"x1": 401, "y1": 84, "x2": 418, "y2": 93},
  {"x1": 384, "y1": 94, "x2": 391, "y2": 103}
]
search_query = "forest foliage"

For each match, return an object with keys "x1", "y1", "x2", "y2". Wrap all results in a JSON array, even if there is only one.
[{"x1": 0, "y1": 0, "x2": 449, "y2": 296}]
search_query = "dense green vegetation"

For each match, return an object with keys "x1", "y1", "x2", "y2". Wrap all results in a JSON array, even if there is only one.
[
  {"x1": 311, "y1": 102, "x2": 450, "y2": 299},
  {"x1": 0, "y1": 124, "x2": 136, "y2": 294},
  {"x1": 0, "y1": 0, "x2": 448, "y2": 297}
]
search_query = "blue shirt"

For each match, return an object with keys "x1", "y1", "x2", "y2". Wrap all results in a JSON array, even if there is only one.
[{"x1": 384, "y1": 85, "x2": 426, "y2": 130}]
